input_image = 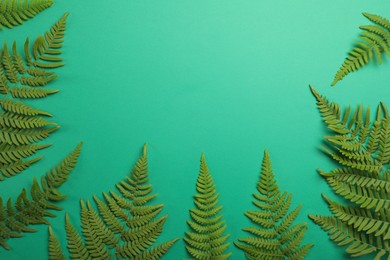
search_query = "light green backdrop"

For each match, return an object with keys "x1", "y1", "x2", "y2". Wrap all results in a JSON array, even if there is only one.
[{"x1": 1, "y1": 0, "x2": 390, "y2": 259}]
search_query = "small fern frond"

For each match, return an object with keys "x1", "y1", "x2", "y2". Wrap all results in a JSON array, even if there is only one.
[
  {"x1": 49, "y1": 144, "x2": 178, "y2": 259},
  {"x1": 0, "y1": 144, "x2": 82, "y2": 250},
  {"x1": 311, "y1": 87, "x2": 390, "y2": 258},
  {"x1": 0, "y1": 0, "x2": 53, "y2": 29},
  {"x1": 235, "y1": 149, "x2": 313, "y2": 259},
  {"x1": 185, "y1": 154, "x2": 232, "y2": 259},
  {"x1": 48, "y1": 226, "x2": 65, "y2": 260},
  {"x1": 332, "y1": 13, "x2": 390, "y2": 86}
]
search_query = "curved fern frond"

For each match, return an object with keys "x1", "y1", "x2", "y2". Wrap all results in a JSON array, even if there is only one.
[
  {"x1": 0, "y1": 0, "x2": 53, "y2": 29},
  {"x1": 0, "y1": 13, "x2": 69, "y2": 181},
  {"x1": 184, "y1": 154, "x2": 232, "y2": 259},
  {"x1": 332, "y1": 12, "x2": 390, "y2": 86},
  {"x1": 49, "y1": 144, "x2": 178, "y2": 259},
  {"x1": 235, "y1": 149, "x2": 313, "y2": 259},
  {"x1": 310, "y1": 87, "x2": 390, "y2": 258},
  {"x1": 0, "y1": 143, "x2": 82, "y2": 250}
]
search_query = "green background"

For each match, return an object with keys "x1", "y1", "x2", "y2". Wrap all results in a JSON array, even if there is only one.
[{"x1": 2, "y1": 0, "x2": 390, "y2": 259}]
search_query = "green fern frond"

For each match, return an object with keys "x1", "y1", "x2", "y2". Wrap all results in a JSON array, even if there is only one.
[
  {"x1": 49, "y1": 144, "x2": 178, "y2": 259},
  {"x1": 310, "y1": 87, "x2": 390, "y2": 258},
  {"x1": 235, "y1": 149, "x2": 313, "y2": 259},
  {"x1": 0, "y1": 0, "x2": 53, "y2": 29},
  {"x1": 332, "y1": 13, "x2": 390, "y2": 86},
  {"x1": 184, "y1": 154, "x2": 232, "y2": 259},
  {"x1": 0, "y1": 143, "x2": 82, "y2": 250},
  {"x1": 0, "y1": 13, "x2": 69, "y2": 181},
  {"x1": 48, "y1": 226, "x2": 65, "y2": 260}
]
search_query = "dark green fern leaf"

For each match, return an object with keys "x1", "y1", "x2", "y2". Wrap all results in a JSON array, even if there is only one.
[
  {"x1": 49, "y1": 144, "x2": 178, "y2": 259},
  {"x1": 0, "y1": 0, "x2": 53, "y2": 29},
  {"x1": 0, "y1": 13, "x2": 69, "y2": 180},
  {"x1": 235, "y1": 149, "x2": 313, "y2": 259},
  {"x1": 0, "y1": 143, "x2": 82, "y2": 251},
  {"x1": 184, "y1": 154, "x2": 232, "y2": 259},
  {"x1": 332, "y1": 12, "x2": 390, "y2": 86},
  {"x1": 310, "y1": 86, "x2": 390, "y2": 259}
]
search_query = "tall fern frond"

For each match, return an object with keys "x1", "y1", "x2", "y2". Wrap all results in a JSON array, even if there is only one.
[
  {"x1": 309, "y1": 86, "x2": 390, "y2": 259},
  {"x1": 235, "y1": 149, "x2": 313, "y2": 259},
  {"x1": 0, "y1": 0, "x2": 53, "y2": 29},
  {"x1": 0, "y1": 13, "x2": 69, "y2": 180},
  {"x1": 49, "y1": 144, "x2": 178, "y2": 259},
  {"x1": 184, "y1": 154, "x2": 232, "y2": 259},
  {"x1": 332, "y1": 13, "x2": 390, "y2": 86},
  {"x1": 0, "y1": 143, "x2": 82, "y2": 251}
]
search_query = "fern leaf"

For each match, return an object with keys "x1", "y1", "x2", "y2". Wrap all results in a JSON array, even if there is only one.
[
  {"x1": 0, "y1": 13, "x2": 70, "y2": 181},
  {"x1": 332, "y1": 13, "x2": 390, "y2": 86},
  {"x1": 185, "y1": 154, "x2": 232, "y2": 259},
  {"x1": 50, "y1": 144, "x2": 178, "y2": 259},
  {"x1": 48, "y1": 226, "x2": 65, "y2": 260},
  {"x1": 311, "y1": 88, "x2": 390, "y2": 258},
  {"x1": 0, "y1": 144, "x2": 82, "y2": 250},
  {"x1": 235, "y1": 149, "x2": 313, "y2": 259},
  {"x1": 0, "y1": 0, "x2": 53, "y2": 29}
]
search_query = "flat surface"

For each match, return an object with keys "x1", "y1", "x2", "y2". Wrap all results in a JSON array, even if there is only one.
[{"x1": 1, "y1": 0, "x2": 390, "y2": 259}]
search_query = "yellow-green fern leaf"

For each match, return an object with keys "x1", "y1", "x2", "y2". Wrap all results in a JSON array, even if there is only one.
[
  {"x1": 51, "y1": 144, "x2": 178, "y2": 259},
  {"x1": 332, "y1": 13, "x2": 390, "y2": 86},
  {"x1": 0, "y1": 144, "x2": 82, "y2": 250},
  {"x1": 185, "y1": 154, "x2": 232, "y2": 259},
  {"x1": 0, "y1": 0, "x2": 53, "y2": 29},
  {"x1": 48, "y1": 226, "x2": 65, "y2": 260},
  {"x1": 311, "y1": 88, "x2": 390, "y2": 258},
  {"x1": 235, "y1": 150, "x2": 313, "y2": 259}
]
